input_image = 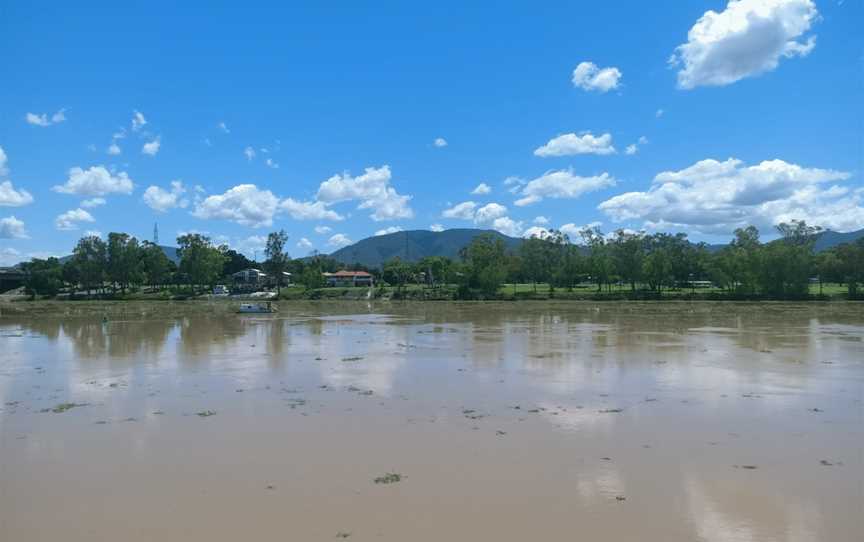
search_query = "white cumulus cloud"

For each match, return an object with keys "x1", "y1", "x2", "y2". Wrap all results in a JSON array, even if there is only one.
[
  {"x1": 280, "y1": 198, "x2": 344, "y2": 221},
  {"x1": 670, "y1": 0, "x2": 819, "y2": 89},
  {"x1": 0, "y1": 148, "x2": 34, "y2": 207},
  {"x1": 434, "y1": 137, "x2": 448, "y2": 148},
  {"x1": 375, "y1": 226, "x2": 403, "y2": 236},
  {"x1": 442, "y1": 201, "x2": 478, "y2": 220},
  {"x1": 192, "y1": 184, "x2": 280, "y2": 227},
  {"x1": 598, "y1": 157, "x2": 858, "y2": 234},
  {"x1": 442, "y1": 200, "x2": 521, "y2": 235},
  {"x1": 314, "y1": 225, "x2": 333, "y2": 234},
  {"x1": 244, "y1": 146, "x2": 256, "y2": 161},
  {"x1": 143, "y1": 180, "x2": 188, "y2": 212},
  {"x1": 473, "y1": 202, "x2": 523, "y2": 237},
  {"x1": 81, "y1": 197, "x2": 106, "y2": 208},
  {"x1": 0, "y1": 182, "x2": 34, "y2": 207},
  {"x1": 471, "y1": 182, "x2": 492, "y2": 195},
  {"x1": 487, "y1": 216, "x2": 523, "y2": 237},
  {"x1": 474, "y1": 202, "x2": 508, "y2": 224},
  {"x1": 430, "y1": 223, "x2": 444, "y2": 232},
  {"x1": 533, "y1": 216, "x2": 549, "y2": 225},
  {"x1": 625, "y1": 137, "x2": 648, "y2": 156},
  {"x1": 142, "y1": 138, "x2": 161, "y2": 156},
  {"x1": 55, "y1": 208, "x2": 95, "y2": 231},
  {"x1": 297, "y1": 237, "x2": 313, "y2": 250},
  {"x1": 534, "y1": 132, "x2": 616, "y2": 157},
  {"x1": 316, "y1": 165, "x2": 413, "y2": 221},
  {"x1": 560, "y1": 221, "x2": 603, "y2": 240},
  {"x1": 26, "y1": 109, "x2": 66, "y2": 127},
  {"x1": 514, "y1": 169, "x2": 617, "y2": 206},
  {"x1": 132, "y1": 110, "x2": 147, "y2": 131},
  {"x1": 522, "y1": 226, "x2": 551, "y2": 239},
  {"x1": 53, "y1": 166, "x2": 134, "y2": 197},
  {"x1": 107, "y1": 143, "x2": 121, "y2": 155},
  {"x1": 328, "y1": 233, "x2": 353, "y2": 248},
  {"x1": 0, "y1": 216, "x2": 28, "y2": 239},
  {"x1": 571, "y1": 61, "x2": 622, "y2": 92}
]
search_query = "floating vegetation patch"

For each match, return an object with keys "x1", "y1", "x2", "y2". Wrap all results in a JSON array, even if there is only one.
[
  {"x1": 286, "y1": 398, "x2": 307, "y2": 409},
  {"x1": 43, "y1": 402, "x2": 87, "y2": 413},
  {"x1": 342, "y1": 356, "x2": 364, "y2": 362},
  {"x1": 196, "y1": 410, "x2": 216, "y2": 417},
  {"x1": 373, "y1": 472, "x2": 403, "y2": 485},
  {"x1": 598, "y1": 408, "x2": 624, "y2": 413}
]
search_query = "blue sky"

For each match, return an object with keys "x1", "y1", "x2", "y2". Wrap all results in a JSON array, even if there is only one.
[{"x1": 1, "y1": 0, "x2": 862, "y2": 263}]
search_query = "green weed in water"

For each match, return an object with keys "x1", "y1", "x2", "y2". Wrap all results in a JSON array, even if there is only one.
[{"x1": 373, "y1": 472, "x2": 403, "y2": 484}]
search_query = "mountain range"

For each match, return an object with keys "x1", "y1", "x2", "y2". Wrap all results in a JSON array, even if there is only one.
[{"x1": 327, "y1": 227, "x2": 864, "y2": 268}]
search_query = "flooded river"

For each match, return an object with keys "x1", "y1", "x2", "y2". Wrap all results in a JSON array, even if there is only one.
[{"x1": 1, "y1": 301, "x2": 862, "y2": 541}]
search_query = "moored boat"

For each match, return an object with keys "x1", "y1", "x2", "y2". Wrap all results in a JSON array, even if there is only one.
[{"x1": 237, "y1": 302, "x2": 277, "y2": 313}]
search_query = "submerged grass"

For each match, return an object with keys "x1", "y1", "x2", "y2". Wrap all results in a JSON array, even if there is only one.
[
  {"x1": 373, "y1": 472, "x2": 403, "y2": 484},
  {"x1": 43, "y1": 402, "x2": 87, "y2": 413}
]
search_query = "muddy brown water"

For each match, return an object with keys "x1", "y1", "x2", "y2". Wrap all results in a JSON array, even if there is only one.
[{"x1": 1, "y1": 301, "x2": 862, "y2": 541}]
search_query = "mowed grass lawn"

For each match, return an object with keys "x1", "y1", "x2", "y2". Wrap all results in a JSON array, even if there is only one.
[{"x1": 499, "y1": 282, "x2": 850, "y2": 297}]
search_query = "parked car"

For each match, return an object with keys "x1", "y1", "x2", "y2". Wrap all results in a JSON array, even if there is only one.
[{"x1": 213, "y1": 285, "x2": 230, "y2": 296}]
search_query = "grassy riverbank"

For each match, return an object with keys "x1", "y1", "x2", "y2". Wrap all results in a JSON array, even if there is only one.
[{"x1": 1, "y1": 283, "x2": 859, "y2": 318}]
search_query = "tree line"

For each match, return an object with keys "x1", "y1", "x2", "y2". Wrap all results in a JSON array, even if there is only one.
[
  {"x1": 19, "y1": 230, "x2": 313, "y2": 298},
  {"x1": 384, "y1": 220, "x2": 864, "y2": 300},
  {"x1": 16, "y1": 220, "x2": 864, "y2": 300}
]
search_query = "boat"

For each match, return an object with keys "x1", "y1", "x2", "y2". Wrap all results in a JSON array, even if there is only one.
[{"x1": 237, "y1": 302, "x2": 277, "y2": 313}]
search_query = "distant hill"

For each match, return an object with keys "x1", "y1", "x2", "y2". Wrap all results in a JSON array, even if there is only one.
[
  {"x1": 327, "y1": 229, "x2": 522, "y2": 268},
  {"x1": 813, "y1": 229, "x2": 864, "y2": 252},
  {"x1": 326, "y1": 227, "x2": 864, "y2": 268}
]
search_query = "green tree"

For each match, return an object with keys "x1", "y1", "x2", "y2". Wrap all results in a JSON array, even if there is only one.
[
  {"x1": 417, "y1": 256, "x2": 453, "y2": 287},
  {"x1": 21, "y1": 258, "x2": 63, "y2": 299},
  {"x1": 107, "y1": 232, "x2": 142, "y2": 293},
  {"x1": 519, "y1": 235, "x2": 548, "y2": 293},
  {"x1": 71, "y1": 235, "x2": 108, "y2": 296},
  {"x1": 264, "y1": 230, "x2": 290, "y2": 294},
  {"x1": 300, "y1": 265, "x2": 325, "y2": 290},
  {"x1": 459, "y1": 233, "x2": 508, "y2": 298},
  {"x1": 836, "y1": 239, "x2": 864, "y2": 297},
  {"x1": 555, "y1": 243, "x2": 583, "y2": 290},
  {"x1": 541, "y1": 230, "x2": 568, "y2": 293},
  {"x1": 611, "y1": 229, "x2": 645, "y2": 292},
  {"x1": 61, "y1": 260, "x2": 81, "y2": 295},
  {"x1": 728, "y1": 226, "x2": 762, "y2": 294},
  {"x1": 223, "y1": 249, "x2": 254, "y2": 277},
  {"x1": 140, "y1": 241, "x2": 172, "y2": 289},
  {"x1": 815, "y1": 249, "x2": 842, "y2": 294},
  {"x1": 759, "y1": 221, "x2": 820, "y2": 297},
  {"x1": 383, "y1": 257, "x2": 412, "y2": 293},
  {"x1": 177, "y1": 234, "x2": 227, "y2": 293},
  {"x1": 580, "y1": 227, "x2": 613, "y2": 292}
]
